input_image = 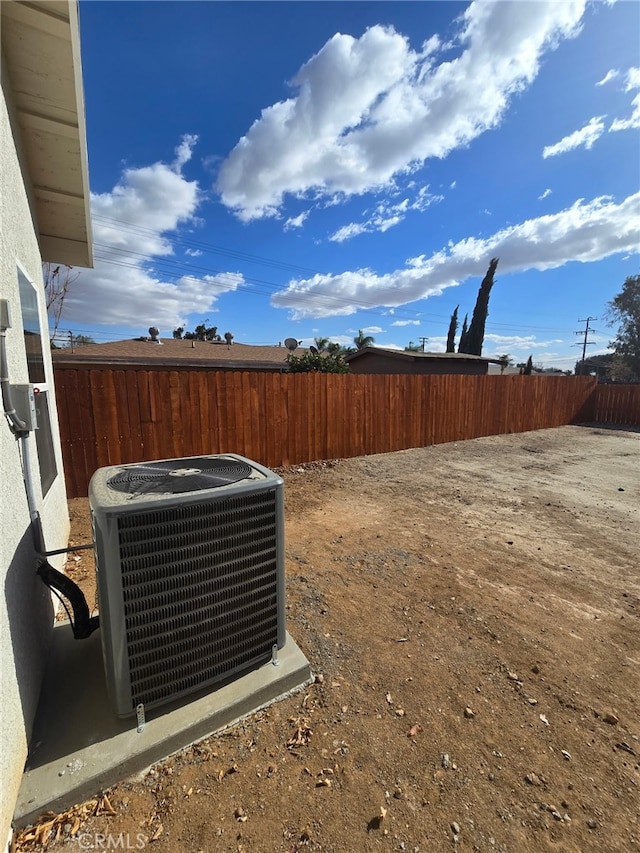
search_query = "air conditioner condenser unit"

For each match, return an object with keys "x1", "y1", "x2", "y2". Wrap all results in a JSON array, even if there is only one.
[{"x1": 88, "y1": 454, "x2": 285, "y2": 718}]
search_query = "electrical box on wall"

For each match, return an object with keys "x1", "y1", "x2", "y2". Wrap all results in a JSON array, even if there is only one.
[
  {"x1": 11, "y1": 384, "x2": 38, "y2": 431},
  {"x1": 0, "y1": 298, "x2": 11, "y2": 330}
]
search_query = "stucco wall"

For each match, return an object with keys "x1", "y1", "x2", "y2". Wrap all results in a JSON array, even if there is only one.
[
  {"x1": 1, "y1": 53, "x2": 70, "y2": 844},
  {"x1": 348, "y1": 354, "x2": 489, "y2": 375}
]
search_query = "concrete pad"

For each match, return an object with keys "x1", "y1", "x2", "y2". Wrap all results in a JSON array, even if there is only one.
[{"x1": 14, "y1": 622, "x2": 312, "y2": 828}]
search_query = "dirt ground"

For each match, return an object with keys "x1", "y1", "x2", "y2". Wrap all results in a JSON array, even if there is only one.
[{"x1": 16, "y1": 425, "x2": 640, "y2": 853}]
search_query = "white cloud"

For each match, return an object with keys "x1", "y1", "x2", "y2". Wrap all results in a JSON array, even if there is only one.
[
  {"x1": 325, "y1": 335, "x2": 353, "y2": 347},
  {"x1": 271, "y1": 191, "x2": 640, "y2": 319},
  {"x1": 217, "y1": 1, "x2": 586, "y2": 220},
  {"x1": 624, "y1": 67, "x2": 640, "y2": 90},
  {"x1": 172, "y1": 134, "x2": 199, "y2": 173},
  {"x1": 610, "y1": 67, "x2": 640, "y2": 132},
  {"x1": 538, "y1": 188, "x2": 552, "y2": 200},
  {"x1": 185, "y1": 248, "x2": 203, "y2": 257},
  {"x1": 392, "y1": 320, "x2": 420, "y2": 327},
  {"x1": 413, "y1": 187, "x2": 443, "y2": 211},
  {"x1": 484, "y1": 334, "x2": 564, "y2": 351},
  {"x1": 450, "y1": 180, "x2": 457, "y2": 190},
  {"x1": 361, "y1": 326, "x2": 383, "y2": 334},
  {"x1": 596, "y1": 68, "x2": 619, "y2": 86},
  {"x1": 177, "y1": 272, "x2": 243, "y2": 300},
  {"x1": 64, "y1": 138, "x2": 244, "y2": 330},
  {"x1": 542, "y1": 116, "x2": 605, "y2": 158},
  {"x1": 284, "y1": 211, "x2": 309, "y2": 230},
  {"x1": 329, "y1": 187, "x2": 442, "y2": 242},
  {"x1": 329, "y1": 222, "x2": 368, "y2": 243}
]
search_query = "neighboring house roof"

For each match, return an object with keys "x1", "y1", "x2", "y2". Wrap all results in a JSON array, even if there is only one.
[
  {"x1": 345, "y1": 347, "x2": 503, "y2": 365},
  {"x1": 1, "y1": 0, "x2": 93, "y2": 267},
  {"x1": 52, "y1": 339, "x2": 305, "y2": 371}
]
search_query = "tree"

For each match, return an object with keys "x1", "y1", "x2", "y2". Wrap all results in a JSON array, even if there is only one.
[
  {"x1": 194, "y1": 323, "x2": 219, "y2": 341},
  {"x1": 460, "y1": 258, "x2": 499, "y2": 355},
  {"x1": 354, "y1": 329, "x2": 375, "y2": 350},
  {"x1": 286, "y1": 350, "x2": 350, "y2": 373},
  {"x1": 43, "y1": 263, "x2": 80, "y2": 339},
  {"x1": 180, "y1": 323, "x2": 221, "y2": 341},
  {"x1": 605, "y1": 274, "x2": 640, "y2": 381},
  {"x1": 498, "y1": 353, "x2": 514, "y2": 373},
  {"x1": 67, "y1": 333, "x2": 95, "y2": 351},
  {"x1": 73, "y1": 334, "x2": 95, "y2": 346},
  {"x1": 457, "y1": 314, "x2": 469, "y2": 353},
  {"x1": 405, "y1": 341, "x2": 422, "y2": 352},
  {"x1": 446, "y1": 306, "x2": 459, "y2": 353},
  {"x1": 523, "y1": 355, "x2": 533, "y2": 375},
  {"x1": 314, "y1": 337, "x2": 330, "y2": 352},
  {"x1": 575, "y1": 353, "x2": 613, "y2": 378}
]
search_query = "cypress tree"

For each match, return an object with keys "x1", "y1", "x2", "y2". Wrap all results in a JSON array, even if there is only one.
[
  {"x1": 458, "y1": 314, "x2": 469, "y2": 353},
  {"x1": 446, "y1": 306, "x2": 459, "y2": 353},
  {"x1": 460, "y1": 257, "x2": 499, "y2": 355},
  {"x1": 524, "y1": 355, "x2": 533, "y2": 375}
]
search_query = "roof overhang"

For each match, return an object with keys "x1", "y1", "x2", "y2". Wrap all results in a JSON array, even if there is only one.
[
  {"x1": 1, "y1": 0, "x2": 93, "y2": 267},
  {"x1": 51, "y1": 355, "x2": 291, "y2": 372},
  {"x1": 345, "y1": 347, "x2": 503, "y2": 364}
]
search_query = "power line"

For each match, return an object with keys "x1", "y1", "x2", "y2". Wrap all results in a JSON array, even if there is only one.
[
  {"x1": 573, "y1": 316, "x2": 598, "y2": 366},
  {"x1": 88, "y1": 248, "x2": 578, "y2": 337},
  {"x1": 89, "y1": 213, "x2": 583, "y2": 334},
  {"x1": 91, "y1": 213, "x2": 324, "y2": 277}
]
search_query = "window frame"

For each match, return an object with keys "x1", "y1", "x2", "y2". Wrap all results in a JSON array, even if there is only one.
[{"x1": 16, "y1": 265, "x2": 58, "y2": 498}]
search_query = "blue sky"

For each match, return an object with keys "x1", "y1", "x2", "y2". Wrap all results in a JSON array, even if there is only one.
[{"x1": 62, "y1": 0, "x2": 640, "y2": 369}]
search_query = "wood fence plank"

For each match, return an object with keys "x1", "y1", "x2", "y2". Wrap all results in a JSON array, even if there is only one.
[
  {"x1": 196, "y1": 371, "x2": 210, "y2": 454},
  {"x1": 53, "y1": 370, "x2": 77, "y2": 497},
  {"x1": 54, "y1": 366, "x2": 640, "y2": 496},
  {"x1": 239, "y1": 372, "x2": 253, "y2": 461},
  {"x1": 182, "y1": 371, "x2": 198, "y2": 456},
  {"x1": 137, "y1": 371, "x2": 155, "y2": 461},
  {"x1": 145, "y1": 371, "x2": 162, "y2": 460},
  {"x1": 88, "y1": 371, "x2": 117, "y2": 468},
  {"x1": 208, "y1": 372, "x2": 221, "y2": 452},
  {"x1": 276, "y1": 373, "x2": 289, "y2": 467},
  {"x1": 113, "y1": 370, "x2": 132, "y2": 464},
  {"x1": 220, "y1": 373, "x2": 234, "y2": 453},
  {"x1": 124, "y1": 371, "x2": 143, "y2": 463}
]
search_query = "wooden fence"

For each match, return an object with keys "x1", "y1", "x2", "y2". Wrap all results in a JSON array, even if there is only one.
[
  {"x1": 593, "y1": 383, "x2": 640, "y2": 426},
  {"x1": 54, "y1": 368, "x2": 605, "y2": 498}
]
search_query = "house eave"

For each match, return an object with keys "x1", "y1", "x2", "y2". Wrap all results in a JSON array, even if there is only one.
[
  {"x1": 345, "y1": 347, "x2": 503, "y2": 365},
  {"x1": 1, "y1": 0, "x2": 93, "y2": 267},
  {"x1": 51, "y1": 354, "x2": 291, "y2": 372}
]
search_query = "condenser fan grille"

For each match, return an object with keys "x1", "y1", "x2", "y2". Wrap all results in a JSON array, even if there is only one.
[
  {"x1": 117, "y1": 490, "x2": 279, "y2": 711},
  {"x1": 107, "y1": 457, "x2": 253, "y2": 495}
]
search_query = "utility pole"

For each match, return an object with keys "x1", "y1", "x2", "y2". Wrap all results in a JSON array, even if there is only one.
[
  {"x1": 418, "y1": 337, "x2": 428, "y2": 352},
  {"x1": 574, "y1": 317, "x2": 597, "y2": 370}
]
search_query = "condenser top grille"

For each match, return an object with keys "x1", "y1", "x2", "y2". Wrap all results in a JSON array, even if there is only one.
[{"x1": 107, "y1": 457, "x2": 253, "y2": 496}]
